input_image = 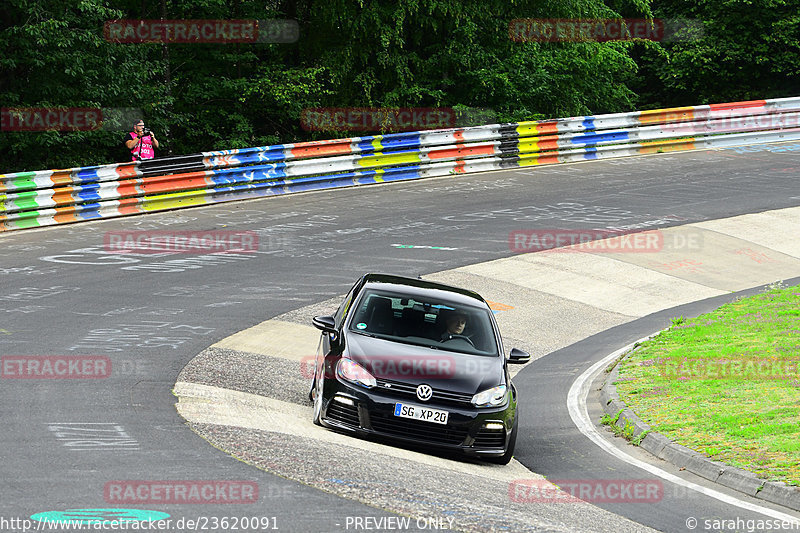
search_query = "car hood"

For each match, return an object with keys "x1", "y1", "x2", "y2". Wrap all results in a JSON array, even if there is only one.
[{"x1": 344, "y1": 332, "x2": 503, "y2": 394}]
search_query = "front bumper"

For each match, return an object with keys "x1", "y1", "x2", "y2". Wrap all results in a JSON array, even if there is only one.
[{"x1": 319, "y1": 377, "x2": 515, "y2": 458}]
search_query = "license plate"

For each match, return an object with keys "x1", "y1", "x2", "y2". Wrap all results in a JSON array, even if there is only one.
[{"x1": 393, "y1": 403, "x2": 449, "y2": 425}]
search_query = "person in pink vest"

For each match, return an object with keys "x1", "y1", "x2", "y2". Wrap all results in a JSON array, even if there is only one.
[{"x1": 124, "y1": 119, "x2": 159, "y2": 160}]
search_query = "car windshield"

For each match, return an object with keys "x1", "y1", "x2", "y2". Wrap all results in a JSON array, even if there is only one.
[{"x1": 347, "y1": 289, "x2": 499, "y2": 356}]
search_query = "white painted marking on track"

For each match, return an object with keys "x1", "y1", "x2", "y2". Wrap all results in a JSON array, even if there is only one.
[{"x1": 567, "y1": 339, "x2": 800, "y2": 524}]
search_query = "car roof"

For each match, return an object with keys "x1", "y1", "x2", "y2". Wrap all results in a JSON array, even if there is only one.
[{"x1": 360, "y1": 273, "x2": 489, "y2": 308}]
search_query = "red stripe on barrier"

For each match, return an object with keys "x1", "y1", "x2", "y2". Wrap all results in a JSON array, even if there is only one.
[
  {"x1": 116, "y1": 181, "x2": 140, "y2": 198},
  {"x1": 116, "y1": 164, "x2": 139, "y2": 178},
  {"x1": 709, "y1": 100, "x2": 767, "y2": 111},
  {"x1": 290, "y1": 141, "x2": 354, "y2": 159},
  {"x1": 427, "y1": 144, "x2": 496, "y2": 160}
]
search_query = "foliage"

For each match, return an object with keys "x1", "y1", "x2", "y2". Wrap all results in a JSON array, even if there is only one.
[
  {"x1": 633, "y1": 0, "x2": 800, "y2": 107},
  {"x1": 0, "y1": 0, "x2": 797, "y2": 172}
]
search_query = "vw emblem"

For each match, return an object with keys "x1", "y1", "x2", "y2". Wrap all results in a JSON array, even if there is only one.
[{"x1": 416, "y1": 384, "x2": 433, "y2": 402}]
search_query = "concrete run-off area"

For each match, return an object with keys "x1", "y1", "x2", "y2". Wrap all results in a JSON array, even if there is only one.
[{"x1": 175, "y1": 206, "x2": 800, "y2": 532}]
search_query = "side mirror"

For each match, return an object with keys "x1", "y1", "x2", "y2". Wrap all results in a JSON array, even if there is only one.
[
  {"x1": 508, "y1": 348, "x2": 531, "y2": 364},
  {"x1": 312, "y1": 315, "x2": 337, "y2": 334}
]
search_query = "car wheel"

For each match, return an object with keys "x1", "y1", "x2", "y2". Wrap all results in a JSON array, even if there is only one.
[
  {"x1": 312, "y1": 375, "x2": 324, "y2": 426},
  {"x1": 488, "y1": 415, "x2": 517, "y2": 465}
]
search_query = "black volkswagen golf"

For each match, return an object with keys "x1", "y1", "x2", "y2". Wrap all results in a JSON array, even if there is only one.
[{"x1": 310, "y1": 273, "x2": 530, "y2": 464}]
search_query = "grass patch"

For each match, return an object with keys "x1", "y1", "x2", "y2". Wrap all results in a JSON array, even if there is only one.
[
  {"x1": 615, "y1": 282, "x2": 800, "y2": 485},
  {"x1": 601, "y1": 409, "x2": 637, "y2": 441}
]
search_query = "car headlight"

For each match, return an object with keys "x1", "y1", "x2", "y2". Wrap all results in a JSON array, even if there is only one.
[
  {"x1": 337, "y1": 359, "x2": 377, "y2": 388},
  {"x1": 471, "y1": 384, "x2": 508, "y2": 407}
]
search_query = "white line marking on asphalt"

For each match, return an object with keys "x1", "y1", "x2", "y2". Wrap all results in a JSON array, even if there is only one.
[{"x1": 567, "y1": 338, "x2": 800, "y2": 524}]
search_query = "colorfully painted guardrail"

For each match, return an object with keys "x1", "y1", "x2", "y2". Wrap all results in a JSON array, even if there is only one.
[{"x1": 2, "y1": 97, "x2": 800, "y2": 232}]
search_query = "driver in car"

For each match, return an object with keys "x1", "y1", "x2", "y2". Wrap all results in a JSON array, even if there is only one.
[{"x1": 440, "y1": 310, "x2": 468, "y2": 341}]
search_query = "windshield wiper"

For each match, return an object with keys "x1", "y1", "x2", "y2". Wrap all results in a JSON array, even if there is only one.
[{"x1": 351, "y1": 330, "x2": 377, "y2": 338}]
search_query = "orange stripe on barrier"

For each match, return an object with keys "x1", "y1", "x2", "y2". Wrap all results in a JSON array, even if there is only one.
[
  {"x1": 53, "y1": 206, "x2": 79, "y2": 224},
  {"x1": 118, "y1": 197, "x2": 144, "y2": 215},
  {"x1": 537, "y1": 137, "x2": 560, "y2": 151},
  {"x1": 50, "y1": 170, "x2": 74, "y2": 187},
  {"x1": 639, "y1": 107, "x2": 695, "y2": 125},
  {"x1": 453, "y1": 160, "x2": 466, "y2": 174},
  {"x1": 52, "y1": 188, "x2": 76, "y2": 207},
  {"x1": 453, "y1": 130, "x2": 465, "y2": 142},
  {"x1": 139, "y1": 172, "x2": 210, "y2": 194},
  {"x1": 534, "y1": 122, "x2": 559, "y2": 135},
  {"x1": 639, "y1": 138, "x2": 697, "y2": 153}
]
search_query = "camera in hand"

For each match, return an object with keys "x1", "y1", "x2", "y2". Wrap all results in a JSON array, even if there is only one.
[{"x1": 141, "y1": 127, "x2": 152, "y2": 136}]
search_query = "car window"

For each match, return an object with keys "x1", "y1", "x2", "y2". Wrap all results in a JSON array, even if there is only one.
[{"x1": 348, "y1": 289, "x2": 499, "y2": 356}]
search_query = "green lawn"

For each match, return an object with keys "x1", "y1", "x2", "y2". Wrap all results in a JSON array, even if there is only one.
[{"x1": 614, "y1": 283, "x2": 800, "y2": 485}]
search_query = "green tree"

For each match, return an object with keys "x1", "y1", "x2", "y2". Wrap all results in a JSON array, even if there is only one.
[
  {"x1": 0, "y1": 0, "x2": 164, "y2": 171},
  {"x1": 635, "y1": 0, "x2": 800, "y2": 106}
]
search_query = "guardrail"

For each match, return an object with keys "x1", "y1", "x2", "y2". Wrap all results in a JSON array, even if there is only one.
[{"x1": 2, "y1": 97, "x2": 800, "y2": 232}]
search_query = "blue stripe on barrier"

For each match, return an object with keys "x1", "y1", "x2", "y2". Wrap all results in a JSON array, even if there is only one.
[
  {"x1": 208, "y1": 162, "x2": 288, "y2": 185},
  {"x1": 74, "y1": 168, "x2": 104, "y2": 183},
  {"x1": 379, "y1": 165, "x2": 423, "y2": 181},
  {"x1": 377, "y1": 133, "x2": 423, "y2": 151},
  {"x1": 75, "y1": 184, "x2": 101, "y2": 202},
  {"x1": 570, "y1": 131, "x2": 630, "y2": 145},
  {"x1": 583, "y1": 147, "x2": 598, "y2": 160},
  {"x1": 582, "y1": 117, "x2": 596, "y2": 131},
  {"x1": 77, "y1": 203, "x2": 103, "y2": 219},
  {"x1": 355, "y1": 138, "x2": 378, "y2": 153}
]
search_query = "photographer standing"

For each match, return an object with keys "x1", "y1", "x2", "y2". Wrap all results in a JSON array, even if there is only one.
[{"x1": 125, "y1": 120, "x2": 159, "y2": 161}]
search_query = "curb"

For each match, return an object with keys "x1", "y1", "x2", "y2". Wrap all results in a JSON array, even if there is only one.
[{"x1": 599, "y1": 349, "x2": 800, "y2": 512}]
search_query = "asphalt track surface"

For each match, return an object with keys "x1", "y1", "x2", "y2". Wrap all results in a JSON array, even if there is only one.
[{"x1": 2, "y1": 143, "x2": 800, "y2": 532}]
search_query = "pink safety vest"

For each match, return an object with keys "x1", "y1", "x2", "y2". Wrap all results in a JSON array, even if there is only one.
[{"x1": 130, "y1": 131, "x2": 155, "y2": 160}]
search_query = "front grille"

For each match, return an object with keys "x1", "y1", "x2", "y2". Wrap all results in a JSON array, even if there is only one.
[
  {"x1": 326, "y1": 400, "x2": 360, "y2": 427},
  {"x1": 473, "y1": 428, "x2": 505, "y2": 448},
  {"x1": 375, "y1": 379, "x2": 474, "y2": 406},
  {"x1": 368, "y1": 412, "x2": 468, "y2": 446}
]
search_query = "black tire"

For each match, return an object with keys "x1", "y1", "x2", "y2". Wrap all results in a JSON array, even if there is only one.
[
  {"x1": 312, "y1": 376, "x2": 324, "y2": 426},
  {"x1": 487, "y1": 415, "x2": 517, "y2": 465}
]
